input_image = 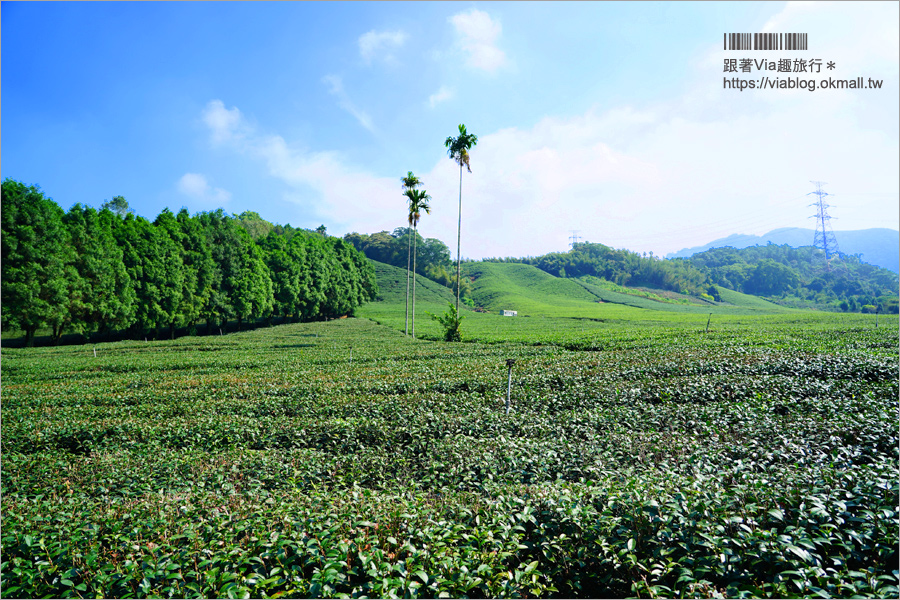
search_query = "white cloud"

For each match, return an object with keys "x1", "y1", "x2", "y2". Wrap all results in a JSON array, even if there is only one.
[
  {"x1": 449, "y1": 9, "x2": 508, "y2": 73},
  {"x1": 200, "y1": 65, "x2": 896, "y2": 260},
  {"x1": 428, "y1": 85, "x2": 453, "y2": 108},
  {"x1": 201, "y1": 99, "x2": 249, "y2": 144},
  {"x1": 199, "y1": 99, "x2": 400, "y2": 231},
  {"x1": 322, "y1": 74, "x2": 376, "y2": 134},
  {"x1": 358, "y1": 29, "x2": 408, "y2": 65},
  {"x1": 177, "y1": 173, "x2": 231, "y2": 208},
  {"x1": 408, "y1": 89, "x2": 896, "y2": 260},
  {"x1": 200, "y1": 1, "x2": 897, "y2": 259},
  {"x1": 414, "y1": 0, "x2": 900, "y2": 259}
]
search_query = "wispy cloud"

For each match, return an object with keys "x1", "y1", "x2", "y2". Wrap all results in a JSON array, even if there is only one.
[
  {"x1": 177, "y1": 172, "x2": 231, "y2": 208},
  {"x1": 198, "y1": 99, "x2": 398, "y2": 230},
  {"x1": 201, "y1": 100, "x2": 246, "y2": 144},
  {"x1": 449, "y1": 9, "x2": 508, "y2": 73},
  {"x1": 428, "y1": 85, "x2": 453, "y2": 108},
  {"x1": 358, "y1": 29, "x2": 408, "y2": 65},
  {"x1": 322, "y1": 74, "x2": 376, "y2": 134}
]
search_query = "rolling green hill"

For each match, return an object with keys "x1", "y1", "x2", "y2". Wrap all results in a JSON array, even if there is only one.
[
  {"x1": 365, "y1": 259, "x2": 796, "y2": 319},
  {"x1": 574, "y1": 277, "x2": 714, "y2": 313},
  {"x1": 358, "y1": 259, "x2": 874, "y2": 346},
  {"x1": 461, "y1": 262, "x2": 794, "y2": 316},
  {"x1": 368, "y1": 260, "x2": 455, "y2": 306},
  {"x1": 463, "y1": 262, "x2": 606, "y2": 316},
  {"x1": 713, "y1": 286, "x2": 796, "y2": 310},
  {"x1": 574, "y1": 277, "x2": 797, "y2": 314},
  {"x1": 359, "y1": 260, "x2": 795, "y2": 342},
  {"x1": 358, "y1": 261, "x2": 461, "y2": 339}
]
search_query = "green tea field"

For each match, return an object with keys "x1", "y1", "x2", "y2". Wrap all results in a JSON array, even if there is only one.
[{"x1": 2, "y1": 298, "x2": 897, "y2": 598}]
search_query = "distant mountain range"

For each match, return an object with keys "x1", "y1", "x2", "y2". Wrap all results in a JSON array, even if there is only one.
[{"x1": 667, "y1": 228, "x2": 899, "y2": 273}]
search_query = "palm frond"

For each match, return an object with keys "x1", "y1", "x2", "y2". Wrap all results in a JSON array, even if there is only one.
[
  {"x1": 404, "y1": 189, "x2": 431, "y2": 227},
  {"x1": 401, "y1": 171, "x2": 422, "y2": 191},
  {"x1": 445, "y1": 126, "x2": 477, "y2": 171}
]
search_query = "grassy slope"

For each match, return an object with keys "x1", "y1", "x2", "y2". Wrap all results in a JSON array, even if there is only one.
[
  {"x1": 359, "y1": 261, "x2": 459, "y2": 339},
  {"x1": 463, "y1": 262, "x2": 614, "y2": 317},
  {"x1": 369, "y1": 260, "x2": 455, "y2": 306},
  {"x1": 360, "y1": 261, "x2": 657, "y2": 341},
  {"x1": 461, "y1": 262, "x2": 794, "y2": 316},
  {"x1": 574, "y1": 277, "x2": 714, "y2": 313},
  {"x1": 359, "y1": 260, "x2": 820, "y2": 345},
  {"x1": 575, "y1": 278, "x2": 797, "y2": 314},
  {"x1": 714, "y1": 285, "x2": 796, "y2": 310}
]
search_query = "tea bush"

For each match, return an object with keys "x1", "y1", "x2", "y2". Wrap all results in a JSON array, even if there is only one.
[{"x1": 2, "y1": 316, "x2": 897, "y2": 598}]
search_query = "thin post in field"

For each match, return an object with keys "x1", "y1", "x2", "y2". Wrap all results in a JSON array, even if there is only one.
[{"x1": 505, "y1": 358, "x2": 516, "y2": 415}]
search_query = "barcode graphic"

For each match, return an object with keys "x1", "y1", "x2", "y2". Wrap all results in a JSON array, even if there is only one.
[{"x1": 724, "y1": 33, "x2": 808, "y2": 50}]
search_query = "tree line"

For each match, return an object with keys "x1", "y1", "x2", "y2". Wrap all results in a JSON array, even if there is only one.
[{"x1": 1, "y1": 179, "x2": 377, "y2": 346}]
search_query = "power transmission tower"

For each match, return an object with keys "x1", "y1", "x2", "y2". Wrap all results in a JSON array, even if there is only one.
[
  {"x1": 808, "y1": 181, "x2": 840, "y2": 260},
  {"x1": 569, "y1": 230, "x2": 582, "y2": 249}
]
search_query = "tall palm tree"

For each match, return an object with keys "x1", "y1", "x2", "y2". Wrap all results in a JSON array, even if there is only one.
[
  {"x1": 404, "y1": 188, "x2": 431, "y2": 338},
  {"x1": 401, "y1": 172, "x2": 422, "y2": 336},
  {"x1": 444, "y1": 124, "x2": 477, "y2": 315}
]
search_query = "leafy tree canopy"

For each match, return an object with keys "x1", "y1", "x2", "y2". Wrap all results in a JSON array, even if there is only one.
[{"x1": 100, "y1": 195, "x2": 133, "y2": 217}]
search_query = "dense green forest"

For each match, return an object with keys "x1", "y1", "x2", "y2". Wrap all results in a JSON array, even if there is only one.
[
  {"x1": 681, "y1": 244, "x2": 899, "y2": 313},
  {"x1": 1, "y1": 180, "x2": 377, "y2": 345}
]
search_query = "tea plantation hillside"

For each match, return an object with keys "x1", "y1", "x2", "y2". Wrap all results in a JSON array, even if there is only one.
[
  {"x1": 358, "y1": 261, "x2": 460, "y2": 339},
  {"x1": 463, "y1": 262, "x2": 606, "y2": 316},
  {"x1": 367, "y1": 260, "x2": 456, "y2": 307},
  {"x1": 360, "y1": 259, "x2": 873, "y2": 345},
  {"x1": 2, "y1": 311, "x2": 897, "y2": 598},
  {"x1": 459, "y1": 261, "x2": 794, "y2": 317},
  {"x1": 360, "y1": 261, "x2": 659, "y2": 341}
]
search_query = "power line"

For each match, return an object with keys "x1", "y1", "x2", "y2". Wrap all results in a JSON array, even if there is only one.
[
  {"x1": 808, "y1": 181, "x2": 840, "y2": 260},
  {"x1": 569, "y1": 230, "x2": 582, "y2": 248}
]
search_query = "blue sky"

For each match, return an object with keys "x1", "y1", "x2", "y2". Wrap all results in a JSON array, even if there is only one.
[{"x1": 3, "y1": 1, "x2": 898, "y2": 259}]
